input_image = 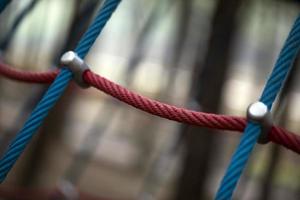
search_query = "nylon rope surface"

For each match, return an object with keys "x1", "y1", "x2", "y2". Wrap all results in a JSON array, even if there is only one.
[
  {"x1": 0, "y1": 0, "x2": 121, "y2": 182},
  {"x1": 0, "y1": 62, "x2": 300, "y2": 154},
  {"x1": 215, "y1": 15, "x2": 300, "y2": 200}
]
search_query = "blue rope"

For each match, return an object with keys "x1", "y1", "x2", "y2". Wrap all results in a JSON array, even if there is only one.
[
  {"x1": 0, "y1": 0, "x2": 11, "y2": 14},
  {"x1": 0, "y1": 0, "x2": 121, "y2": 182},
  {"x1": 215, "y1": 15, "x2": 300, "y2": 200}
]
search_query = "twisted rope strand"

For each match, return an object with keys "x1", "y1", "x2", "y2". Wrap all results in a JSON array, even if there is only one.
[
  {"x1": 0, "y1": 0, "x2": 122, "y2": 182},
  {"x1": 0, "y1": 62, "x2": 300, "y2": 154},
  {"x1": 83, "y1": 70, "x2": 300, "y2": 154},
  {"x1": 0, "y1": 69, "x2": 72, "y2": 182},
  {"x1": 0, "y1": 61, "x2": 58, "y2": 83},
  {"x1": 75, "y1": 0, "x2": 121, "y2": 58},
  {"x1": 1, "y1": 1, "x2": 298, "y2": 199},
  {"x1": 215, "y1": 15, "x2": 300, "y2": 200}
]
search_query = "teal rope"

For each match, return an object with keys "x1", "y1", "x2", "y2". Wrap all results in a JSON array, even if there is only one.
[
  {"x1": 0, "y1": 0, "x2": 121, "y2": 182},
  {"x1": 215, "y1": 15, "x2": 300, "y2": 200}
]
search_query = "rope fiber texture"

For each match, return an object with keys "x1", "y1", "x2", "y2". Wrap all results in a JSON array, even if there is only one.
[
  {"x1": 215, "y1": 15, "x2": 300, "y2": 200},
  {"x1": 0, "y1": 0, "x2": 299, "y2": 197},
  {"x1": 0, "y1": 0, "x2": 122, "y2": 182},
  {"x1": 0, "y1": 61, "x2": 300, "y2": 155},
  {"x1": 83, "y1": 70, "x2": 300, "y2": 153},
  {"x1": 0, "y1": 62, "x2": 59, "y2": 83}
]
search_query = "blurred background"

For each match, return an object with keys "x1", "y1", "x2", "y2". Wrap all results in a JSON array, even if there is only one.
[{"x1": 0, "y1": 0, "x2": 300, "y2": 199}]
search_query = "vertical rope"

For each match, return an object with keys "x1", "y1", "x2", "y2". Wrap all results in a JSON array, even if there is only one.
[
  {"x1": 0, "y1": 0, "x2": 122, "y2": 182},
  {"x1": 215, "y1": 15, "x2": 300, "y2": 200}
]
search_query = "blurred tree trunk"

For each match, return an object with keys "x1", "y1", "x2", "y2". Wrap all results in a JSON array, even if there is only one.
[
  {"x1": 137, "y1": 0, "x2": 192, "y2": 198},
  {"x1": 0, "y1": 0, "x2": 40, "y2": 51},
  {"x1": 125, "y1": 0, "x2": 174, "y2": 82},
  {"x1": 174, "y1": 0, "x2": 242, "y2": 199},
  {"x1": 0, "y1": 0, "x2": 42, "y2": 157},
  {"x1": 62, "y1": 101, "x2": 115, "y2": 184},
  {"x1": 18, "y1": 0, "x2": 100, "y2": 185},
  {"x1": 164, "y1": 0, "x2": 191, "y2": 91},
  {"x1": 0, "y1": 0, "x2": 32, "y2": 134},
  {"x1": 61, "y1": 0, "x2": 176, "y2": 187}
]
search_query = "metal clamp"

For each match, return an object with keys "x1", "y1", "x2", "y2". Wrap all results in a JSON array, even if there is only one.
[
  {"x1": 60, "y1": 51, "x2": 90, "y2": 88},
  {"x1": 246, "y1": 101, "x2": 272, "y2": 144}
]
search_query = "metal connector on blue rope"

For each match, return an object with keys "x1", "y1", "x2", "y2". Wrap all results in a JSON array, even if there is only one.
[
  {"x1": 60, "y1": 51, "x2": 90, "y2": 88},
  {"x1": 247, "y1": 101, "x2": 272, "y2": 144},
  {"x1": 0, "y1": 0, "x2": 122, "y2": 182},
  {"x1": 215, "y1": 15, "x2": 300, "y2": 200}
]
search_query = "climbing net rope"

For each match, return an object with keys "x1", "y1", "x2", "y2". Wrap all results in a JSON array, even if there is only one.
[
  {"x1": 0, "y1": 0, "x2": 299, "y2": 199},
  {"x1": 0, "y1": 63, "x2": 300, "y2": 154}
]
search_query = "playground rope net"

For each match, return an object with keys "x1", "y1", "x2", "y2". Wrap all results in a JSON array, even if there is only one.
[
  {"x1": 0, "y1": 62, "x2": 300, "y2": 155},
  {"x1": 0, "y1": 0, "x2": 299, "y2": 199}
]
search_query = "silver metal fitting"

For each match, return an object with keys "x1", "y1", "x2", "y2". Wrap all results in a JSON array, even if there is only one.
[
  {"x1": 60, "y1": 51, "x2": 89, "y2": 88},
  {"x1": 246, "y1": 101, "x2": 272, "y2": 144}
]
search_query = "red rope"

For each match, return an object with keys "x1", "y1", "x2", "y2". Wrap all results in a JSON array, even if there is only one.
[
  {"x1": 0, "y1": 62, "x2": 58, "y2": 83},
  {"x1": 0, "y1": 61, "x2": 300, "y2": 154}
]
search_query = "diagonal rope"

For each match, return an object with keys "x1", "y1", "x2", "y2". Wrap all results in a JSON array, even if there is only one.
[
  {"x1": 0, "y1": 61, "x2": 300, "y2": 154},
  {"x1": 215, "y1": 15, "x2": 300, "y2": 200},
  {"x1": 0, "y1": 1, "x2": 299, "y2": 194},
  {"x1": 0, "y1": 0, "x2": 122, "y2": 182}
]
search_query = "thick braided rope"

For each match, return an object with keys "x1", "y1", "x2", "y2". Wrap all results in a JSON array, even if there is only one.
[
  {"x1": 1, "y1": 62, "x2": 300, "y2": 154},
  {"x1": 75, "y1": 0, "x2": 121, "y2": 59},
  {"x1": 83, "y1": 70, "x2": 300, "y2": 154},
  {"x1": 0, "y1": 0, "x2": 11, "y2": 13},
  {"x1": 0, "y1": 0, "x2": 122, "y2": 182},
  {"x1": 215, "y1": 15, "x2": 300, "y2": 200},
  {"x1": 0, "y1": 62, "x2": 59, "y2": 83}
]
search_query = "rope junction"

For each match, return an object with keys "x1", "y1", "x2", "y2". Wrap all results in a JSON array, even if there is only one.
[
  {"x1": 0, "y1": 62, "x2": 300, "y2": 155},
  {"x1": 0, "y1": 0, "x2": 122, "y2": 182},
  {"x1": 0, "y1": 0, "x2": 299, "y2": 199},
  {"x1": 215, "y1": 15, "x2": 300, "y2": 200}
]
